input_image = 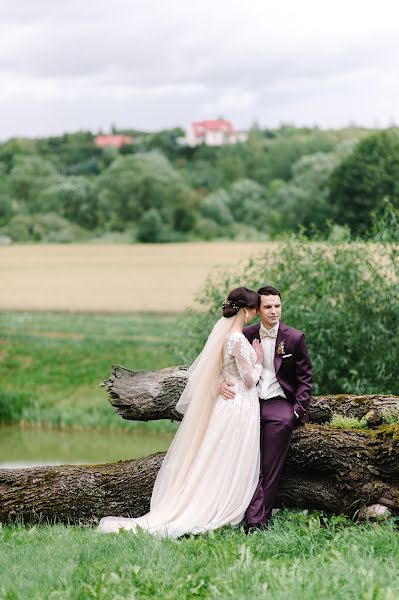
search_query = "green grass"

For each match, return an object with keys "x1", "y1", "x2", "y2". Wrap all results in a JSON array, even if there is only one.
[
  {"x1": 0, "y1": 312, "x2": 182, "y2": 432},
  {"x1": 0, "y1": 512, "x2": 398, "y2": 599},
  {"x1": 330, "y1": 406, "x2": 399, "y2": 430},
  {"x1": 330, "y1": 413, "x2": 368, "y2": 429},
  {"x1": 382, "y1": 404, "x2": 399, "y2": 425}
]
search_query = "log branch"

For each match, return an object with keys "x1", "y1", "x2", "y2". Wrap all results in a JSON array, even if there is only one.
[{"x1": 103, "y1": 364, "x2": 399, "y2": 424}]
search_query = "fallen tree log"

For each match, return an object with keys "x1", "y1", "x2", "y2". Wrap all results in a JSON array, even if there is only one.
[
  {"x1": 1, "y1": 424, "x2": 398, "y2": 524},
  {"x1": 103, "y1": 364, "x2": 399, "y2": 424}
]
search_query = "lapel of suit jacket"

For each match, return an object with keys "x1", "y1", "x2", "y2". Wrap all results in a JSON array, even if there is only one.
[
  {"x1": 274, "y1": 321, "x2": 289, "y2": 373},
  {"x1": 253, "y1": 323, "x2": 261, "y2": 342}
]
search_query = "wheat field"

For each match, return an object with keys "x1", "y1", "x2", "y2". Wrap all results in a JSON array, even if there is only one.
[{"x1": 0, "y1": 243, "x2": 275, "y2": 312}]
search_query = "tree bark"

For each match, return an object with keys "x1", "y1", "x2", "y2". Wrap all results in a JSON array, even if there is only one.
[
  {"x1": 103, "y1": 364, "x2": 399, "y2": 424},
  {"x1": 1, "y1": 364, "x2": 397, "y2": 524},
  {"x1": 1, "y1": 424, "x2": 398, "y2": 524}
]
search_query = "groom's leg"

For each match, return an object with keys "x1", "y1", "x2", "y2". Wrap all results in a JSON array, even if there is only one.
[
  {"x1": 245, "y1": 398, "x2": 294, "y2": 526},
  {"x1": 245, "y1": 418, "x2": 267, "y2": 525},
  {"x1": 260, "y1": 398, "x2": 294, "y2": 523}
]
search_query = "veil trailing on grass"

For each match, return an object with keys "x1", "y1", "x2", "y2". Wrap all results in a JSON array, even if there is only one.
[{"x1": 150, "y1": 316, "x2": 236, "y2": 510}]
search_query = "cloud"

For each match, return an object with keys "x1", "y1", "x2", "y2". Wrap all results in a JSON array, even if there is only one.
[{"x1": 1, "y1": 0, "x2": 399, "y2": 137}]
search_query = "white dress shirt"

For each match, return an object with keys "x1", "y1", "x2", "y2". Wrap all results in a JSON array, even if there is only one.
[{"x1": 257, "y1": 322, "x2": 287, "y2": 400}]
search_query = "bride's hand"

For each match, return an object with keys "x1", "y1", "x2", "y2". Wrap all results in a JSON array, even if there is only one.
[{"x1": 252, "y1": 339, "x2": 263, "y2": 364}]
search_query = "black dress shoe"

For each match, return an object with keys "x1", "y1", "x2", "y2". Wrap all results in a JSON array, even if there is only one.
[{"x1": 244, "y1": 523, "x2": 268, "y2": 535}]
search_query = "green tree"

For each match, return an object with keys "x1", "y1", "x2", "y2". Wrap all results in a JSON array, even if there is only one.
[
  {"x1": 36, "y1": 131, "x2": 104, "y2": 172},
  {"x1": 173, "y1": 206, "x2": 196, "y2": 232},
  {"x1": 228, "y1": 179, "x2": 268, "y2": 228},
  {"x1": 96, "y1": 151, "x2": 195, "y2": 230},
  {"x1": 39, "y1": 177, "x2": 99, "y2": 230},
  {"x1": 143, "y1": 128, "x2": 185, "y2": 160},
  {"x1": 137, "y1": 208, "x2": 165, "y2": 242},
  {"x1": 0, "y1": 194, "x2": 12, "y2": 226},
  {"x1": 0, "y1": 138, "x2": 37, "y2": 172},
  {"x1": 9, "y1": 155, "x2": 57, "y2": 209},
  {"x1": 268, "y1": 152, "x2": 339, "y2": 234},
  {"x1": 240, "y1": 129, "x2": 270, "y2": 184},
  {"x1": 199, "y1": 190, "x2": 234, "y2": 226},
  {"x1": 216, "y1": 148, "x2": 246, "y2": 186},
  {"x1": 260, "y1": 131, "x2": 336, "y2": 185},
  {"x1": 328, "y1": 129, "x2": 399, "y2": 233}
]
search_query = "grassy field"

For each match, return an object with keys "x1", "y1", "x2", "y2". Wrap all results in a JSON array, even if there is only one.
[
  {"x1": 1, "y1": 513, "x2": 398, "y2": 599},
  {"x1": 0, "y1": 311, "x2": 181, "y2": 431},
  {"x1": 0, "y1": 242, "x2": 274, "y2": 313}
]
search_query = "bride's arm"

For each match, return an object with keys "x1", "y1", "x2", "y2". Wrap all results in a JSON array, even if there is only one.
[{"x1": 231, "y1": 337, "x2": 263, "y2": 389}]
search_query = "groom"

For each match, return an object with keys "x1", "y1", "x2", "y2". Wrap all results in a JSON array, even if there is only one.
[{"x1": 221, "y1": 285, "x2": 313, "y2": 530}]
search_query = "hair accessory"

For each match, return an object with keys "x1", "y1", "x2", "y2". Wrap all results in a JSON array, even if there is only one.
[{"x1": 222, "y1": 299, "x2": 240, "y2": 311}]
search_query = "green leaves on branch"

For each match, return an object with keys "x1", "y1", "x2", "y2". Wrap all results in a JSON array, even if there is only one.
[
  {"x1": 177, "y1": 237, "x2": 399, "y2": 395},
  {"x1": 96, "y1": 152, "x2": 196, "y2": 237},
  {"x1": 328, "y1": 129, "x2": 399, "y2": 233},
  {"x1": 1, "y1": 126, "x2": 399, "y2": 242}
]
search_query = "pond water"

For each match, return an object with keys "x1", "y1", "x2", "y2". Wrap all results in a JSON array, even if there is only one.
[{"x1": 0, "y1": 425, "x2": 173, "y2": 468}]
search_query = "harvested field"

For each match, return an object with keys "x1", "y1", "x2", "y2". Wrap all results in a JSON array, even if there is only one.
[{"x1": 0, "y1": 243, "x2": 275, "y2": 312}]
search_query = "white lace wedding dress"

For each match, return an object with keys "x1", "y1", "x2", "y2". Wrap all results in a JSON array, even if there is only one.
[{"x1": 98, "y1": 331, "x2": 261, "y2": 538}]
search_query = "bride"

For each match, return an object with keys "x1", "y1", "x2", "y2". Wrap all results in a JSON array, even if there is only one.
[{"x1": 98, "y1": 287, "x2": 263, "y2": 538}]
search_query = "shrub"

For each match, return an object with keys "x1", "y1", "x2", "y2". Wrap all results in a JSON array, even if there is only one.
[
  {"x1": 4, "y1": 213, "x2": 88, "y2": 242},
  {"x1": 176, "y1": 236, "x2": 398, "y2": 395}
]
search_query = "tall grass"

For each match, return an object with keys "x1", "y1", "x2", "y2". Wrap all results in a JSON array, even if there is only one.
[
  {"x1": 0, "y1": 311, "x2": 181, "y2": 432},
  {"x1": 0, "y1": 512, "x2": 398, "y2": 599}
]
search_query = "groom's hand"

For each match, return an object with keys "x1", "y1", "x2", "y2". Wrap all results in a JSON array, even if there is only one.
[{"x1": 220, "y1": 381, "x2": 236, "y2": 400}]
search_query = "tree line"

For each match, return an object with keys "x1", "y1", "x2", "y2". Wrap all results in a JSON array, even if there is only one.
[{"x1": 0, "y1": 125, "x2": 398, "y2": 243}]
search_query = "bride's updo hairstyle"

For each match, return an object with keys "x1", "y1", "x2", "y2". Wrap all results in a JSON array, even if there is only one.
[{"x1": 222, "y1": 287, "x2": 259, "y2": 318}]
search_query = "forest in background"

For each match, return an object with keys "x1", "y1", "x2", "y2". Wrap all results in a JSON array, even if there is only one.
[{"x1": 1, "y1": 124, "x2": 399, "y2": 243}]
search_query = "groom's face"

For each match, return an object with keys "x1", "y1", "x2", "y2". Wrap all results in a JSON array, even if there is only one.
[{"x1": 258, "y1": 294, "x2": 281, "y2": 329}]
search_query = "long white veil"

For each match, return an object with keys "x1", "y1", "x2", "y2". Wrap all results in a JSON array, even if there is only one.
[{"x1": 150, "y1": 316, "x2": 236, "y2": 510}]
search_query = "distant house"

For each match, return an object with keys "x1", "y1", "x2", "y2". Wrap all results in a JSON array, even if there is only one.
[
  {"x1": 181, "y1": 119, "x2": 248, "y2": 147},
  {"x1": 95, "y1": 134, "x2": 133, "y2": 149}
]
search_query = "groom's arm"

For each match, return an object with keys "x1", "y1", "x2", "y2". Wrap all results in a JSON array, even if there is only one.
[
  {"x1": 293, "y1": 334, "x2": 313, "y2": 423},
  {"x1": 220, "y1": 379, "x2": 236, "y2": 399}
]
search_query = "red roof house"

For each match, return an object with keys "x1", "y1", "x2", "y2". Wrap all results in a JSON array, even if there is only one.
[
  {"x1": 95, "y1": 134, "x2": 133, "y2": 149},
  {"x1": 183, "y1": 119, "x2": 247, "y2": 146}
]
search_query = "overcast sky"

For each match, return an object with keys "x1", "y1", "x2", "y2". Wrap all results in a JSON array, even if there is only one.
[{"x1": 1, "y1": 0, "x2": 399, "y2": 139}]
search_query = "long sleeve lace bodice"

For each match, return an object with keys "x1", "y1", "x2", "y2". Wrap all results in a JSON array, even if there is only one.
[{"x1": 224, "y1": 332, "x2": 262, "y2": 389}]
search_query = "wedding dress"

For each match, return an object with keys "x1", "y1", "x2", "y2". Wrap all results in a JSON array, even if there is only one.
[{"x1": 98, "y1": 321, "x2": 261, "y2": 538}]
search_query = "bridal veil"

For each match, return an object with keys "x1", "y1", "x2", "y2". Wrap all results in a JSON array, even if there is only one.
[{"x1": 150, "y1": 316, "x2": 236, "y2": 511}]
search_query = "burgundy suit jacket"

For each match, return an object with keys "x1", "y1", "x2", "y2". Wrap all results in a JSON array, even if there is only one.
[{"x1": 243, "y1": 321, "x2": 313, "y2": 423}]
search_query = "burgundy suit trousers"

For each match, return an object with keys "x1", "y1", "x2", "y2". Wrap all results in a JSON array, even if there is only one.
[{"x1": 245, "y1": 397, "x2": 295, "y2": 525}]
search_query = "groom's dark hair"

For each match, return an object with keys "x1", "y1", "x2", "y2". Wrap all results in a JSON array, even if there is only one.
[{"x1": 257, "y1": 285, "x2": 281, "y2": 298}]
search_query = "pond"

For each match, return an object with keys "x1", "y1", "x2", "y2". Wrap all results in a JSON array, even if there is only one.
[{"x1": 0, "y1": 425, "x2": 174, "y2": 468}]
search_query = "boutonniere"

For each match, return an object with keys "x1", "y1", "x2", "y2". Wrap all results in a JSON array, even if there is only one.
[{"x1": 276, "y1": 340, "x2": 286, "y2": 356}]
